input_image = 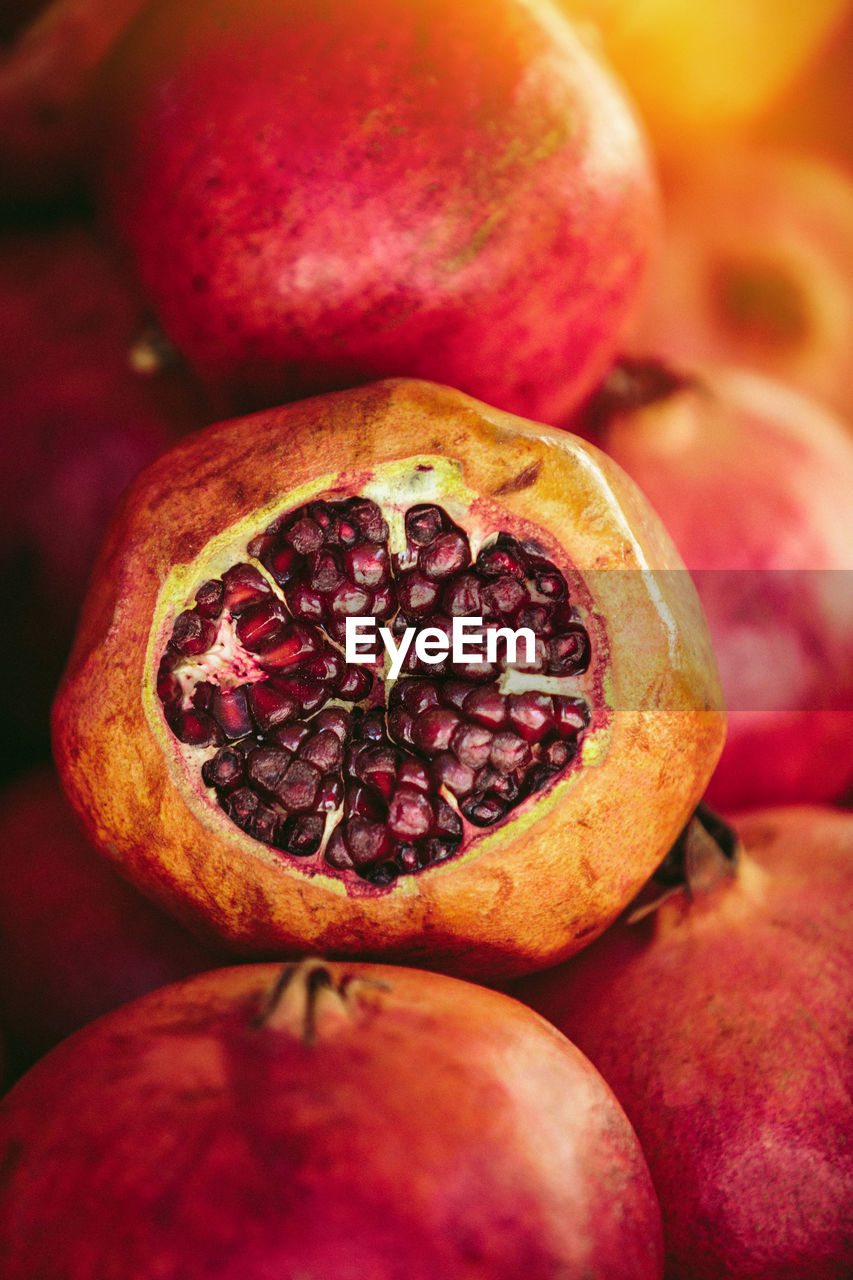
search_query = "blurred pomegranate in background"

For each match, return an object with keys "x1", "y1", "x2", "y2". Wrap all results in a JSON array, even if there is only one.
[
  {"x1": 513, "y1": 803, "x2": 853, "y2": 1280},
  {"x1": 0, "y1": 767, "x2": 226, "y2": 1080},
  {"x1": 0, "y1": 0, "x2": 153, "y2": 205},
  {"x1": 631, "y1": 147, "x2": 853, "y2": 423},
  {"x1": 0, "y1": 219, "x2": 211, "y2": 781},
  {"x1": 558, "y1": 0, "x2": 849, "y2": 150},
  {"x1": 87, "y1": 0, "x2": 659, "y2": 423},
  {"x1": 572, "y1": 360, "x2": 853, "y2": 810}
]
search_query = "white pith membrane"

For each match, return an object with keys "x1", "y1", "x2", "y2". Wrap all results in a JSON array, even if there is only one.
[{"x1": 152, "y1": 460, "x2": 609, "y2": 888}]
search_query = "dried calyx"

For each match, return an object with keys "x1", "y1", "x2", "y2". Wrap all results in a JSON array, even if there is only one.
[
  {"x1": 157, "y1": 496, "x2": 596, "y2": 887},
  {"x1": 627, "y1": 803, "x2": 739, "y2": 922}
]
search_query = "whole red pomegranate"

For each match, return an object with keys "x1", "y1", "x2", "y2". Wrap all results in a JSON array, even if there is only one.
[
  {"x1": 88, "y1": 0, "x2": 659, "y2": 422},
  {"x1": 51, "y1": 378, "x2": 724, "y2": 979},
  {"x1": 0, "y1": 959, "x2": 664, "y2": 1278},
  {"x1": 0, "y1": 767, "x2": 226, "y2": 1076},
  {"x1": 513, "y1": 804, "x2": 853, "y2": 1280},
  {"x1": 573, "y1": 360, "x2": 853, "y2": 810},
  {"x1": 0, "y1": 220, "x2": 211, "y2": 779},
  {"x1": 631, "y1": 147, "x2": 853, "y2": 424},
  {"x1": 0, "y1": 0, "x2": 153, "y2": 204}
]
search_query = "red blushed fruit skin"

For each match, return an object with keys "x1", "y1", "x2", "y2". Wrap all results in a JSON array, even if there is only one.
[
  {"x1": 0, "y1": 767, "x2": 227, "y2": 1074},
  {"x1": 0, "y1": 960, "x2": 665, "y2": 1279},
  {"x1": 89, "y1": 0, "x2": 659, "y2": 424},
  {"x1": 630, "y1": 148, "x2": 853, "y2": 426},
  {"x1": 573, "y1": 363, "x2": 853, "y2": 811},
  {"x1": 0, "y1": 0, "x2": 153, "y2": 204},
  {"x1": 512, "y1": 805, "x2": 853, "y2": 1280},
  {"x1": 51, "y1": 378, "x2": 725, "y2": 980}
]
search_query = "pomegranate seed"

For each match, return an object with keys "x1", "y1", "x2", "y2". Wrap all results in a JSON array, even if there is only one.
[
  {"x1": 432, "y1": 796, "x2": 463, "y2": 839},
  {"x1": 387, "y1": 787, "x2": 433, "y2": 839},
  {"x1": 396, "y1": 571, "x2": 441, "y2": 617},
  {"x1": 336, "y1": 665, "x2": 373, "y2": 701},
  {"x1": 306, "y1": 501, "x2": 333, "y2": 531},
  {"x1": 474, "y1": 767, "x2": 520, "y2": 804},
  {"x1": 442, "y1": 572, "x2": 482, "y2": 617},
  {"x1": 298, "y1": 729, "x2": 343, "y2": 774},
  {"x1": 324, "y1": 826, "x2": 354, "y2": 870},
  {"x1": 165, "y1": 706, "x2": 222, "y2": 746},
  {"x1": 554, "y1": 697, "x2": 591, "y2": 737},
  {"x1": 507, "y1": 636, "x2": 548, "y2": 674},
  {"x1": 309, "y1": 548, "x2": 344, "y2": 593},
  {"x1": 328, "y1": 581, "x2": 371, "y2": 617},
  {"x1": 312, "y1": 707, "x2": 352, "y2": 741},
  {"x1": 201, "y1": 744, "x2": 245, "y2": 790},
  {"x1": 265, "y1": 541, "x2": 301, "y2": 584},
  {"x1": 345, "y1": 817, "x2": 390, "y2": 868},
  {"x1": 516, "y1": 604, "x2": 552, "y2": 634},
  {"x1": 156, "y1": 670, "x2": 182, "y2": 708},
  {"x1": 405, "y1": 504, "x2": 446, "y2": 546},
  {"x1": 450, "y1": 722, "x2": 492, "y2": 770},
  {"x1": 222, "y1": 788, "x2": 280, "y2": 844},
  {"x1": 221, "y1": 563, "x2": 271, "y2": 613},
  {"x1": 489, "y1": 731, "x2": 531, "y2": 774},
  {"x1": 432, "y1": 753, "x2": 476, "y2": 797},
  {"x1": 533, "y1": 566, "x2": 568, "y2": 600},
  {"x1": 398, "y1": 680, "x2": 441, "y2": 716},
  {"x1": 395, "y1": 844, "x2": 421, "y2": 872},
  {"x1": 545, "y1": 740, "x2": 574, "y2": 769},
  {"x1": 463, "y1": 686, "x2": 507, "y2": 728},
  {"x1": 247, "y1": 745, "x2": 292, "y2": 797},
  {"x1": 345, "y1": 498, "x2": 388, "y2": 543},
  {"x1": 388, "y1": 708, "x2": 415, "y2": 746},
  {"x1": 302, "y1": 645, "x2": 344, "y2": 686},
  {"x1": 522, "y1": 763, "x2": 560, "y2": 796},
  {"x1": 360, "y1": 861, "x2": 398, "y2": 886},
  {"x1": 332, "y1": 517, "x2": 358, "y2": 547},
  {"x1": 548, "y1": 626, "x2": 591, "y2": 675},
  {"x1": 268, "y1": 721, "x2": 311, "y2": 753},
  {"x1": 316, "y1": 776, "x2": 344, "y2": 811},
  {"x1": 267, "y1": 674, "x2": 329, "y2": 716},
  {"x1": 461, "y1": 793, "x2": 507, "y2": 826},
  {"x1": 279, "y1": 813, "x2": 324, "y2": 856},
  {"x1": 246, "y1": 530, "x2": 276, "y2": 561},
  {"x1": 396, "y1": 758, "x2": 431, "y2": 792},
  {"x1": 171, "y1": 609, "x2": 216, "y2": 657},
  {"x1": 356, "y1": 746, "x2": 399, "y2": 799},
  {"x1": 345, "y1": 543, "x2": 390, "y2": 588},
  {"x1": 484, "y1": 575, "x2": 529, "y2": 616},
  {"x1": 420, "y1": 837, "x2": 458, "y2": 865},
  {"x1": 507, "y1": 692, "x2": 554, "y2": 743},
  {"x1": 419, "y1": 530, "x2": 470, "y2": 579},
  {"x1": 256, "y1": 621, "x2": 322, "y2": 671},
  {"x1": 275, "y1": 759, "x2": 322, "y2": 812},
  {"x1": 475, "y1": 542, "x2": 526, "y2": 579},
  {"x1": 285, "y1": 579, "x2": 325, "y2": 621},
  {"x1": 441, "y1": 680, "x2": 478, "y2": 711},
  {"x1": 345, "y1": 784, "x2": 386, "y2": 822},
  {"x1": 195, "y1": 579, "x2": 224, "y2": 619},
  {"x1": 358, "y1": 710, "x2": 387, "y2": 741},
  {"x1": 235, "y1": 599, "x2": 287, "y2": 650},
  {"x1": 411, "y1": 707, "x2": 460, "y2": 755},
  {"x1": 369, "y1": 585, "x2": 395, "y2": 618},
  {"x1": 247, "y1": 679, "x2": 298, "y2": 732},
  {"x1": 209, "y1": 685, "x2": 254, "y2": 740},
  {"x1": 285, "y1": 516, "x2": 324, "y2": 554}
]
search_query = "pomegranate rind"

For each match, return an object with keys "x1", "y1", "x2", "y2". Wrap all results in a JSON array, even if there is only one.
[
  {"x1": 0, "y1": 961, "x2": 665, "y2": 1279},
  {"x1": 514, "y1": 806, "x2": 853, "y2": 1279},
  {"x1": 52, "y1": 378, "x2": 725, "y2": 978}
]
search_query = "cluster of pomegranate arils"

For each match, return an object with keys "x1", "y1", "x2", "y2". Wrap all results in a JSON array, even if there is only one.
[{"x1": 156, "y1": 495, "x2": 594, "y2": 885}]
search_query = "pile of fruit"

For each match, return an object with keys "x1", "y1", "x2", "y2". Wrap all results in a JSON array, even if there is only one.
[{"x1": 1, "y1": 0, "x2": 852, "y2": 1275}]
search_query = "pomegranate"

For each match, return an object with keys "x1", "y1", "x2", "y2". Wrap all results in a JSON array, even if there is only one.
[
  {"x1": 0, "y1": 958, "x2": 664, "y2": 1278},
  {"x1": 631, "y1": 147, "x2": 853, "y2": 423},
  {"x1": 513, "y1": 804, "x2": 853, "y2": 1280},
  {"x1": 51, "y1": 378, "x2": 725, "y2": 979},
  {"x1": 0, "y1": 767, "x2": 226, "y2": 1076},
  {"x1": 0, "y1": 219, "x2": 211, "y2": 777},
  {"x1": 573, "y1": 360, "x2": 853, "y2": 810},
  {"x1": 0, "y1": 0, "x2": 153, "y2": 204},
  {"x1": 89, "y1": 0, "x2": 659, "y2": 423}
]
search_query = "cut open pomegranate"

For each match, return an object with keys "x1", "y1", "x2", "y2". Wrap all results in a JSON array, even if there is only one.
[
  {"x1": 52, "y1": 379, "x2": 725, "y2": 978},
  {"x1": 156, "y1": 494, "x2": 599, "y2": 887}
]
